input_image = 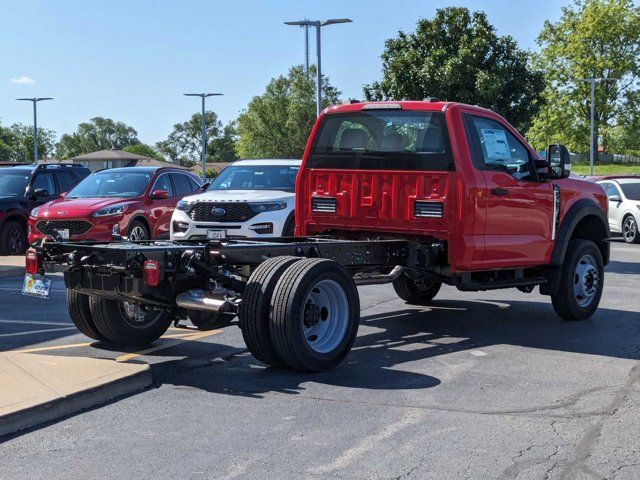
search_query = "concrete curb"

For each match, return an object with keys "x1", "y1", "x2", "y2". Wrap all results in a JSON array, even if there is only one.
[{"x1": 0, "y1": 363, "x2": 153, "y2": 438}]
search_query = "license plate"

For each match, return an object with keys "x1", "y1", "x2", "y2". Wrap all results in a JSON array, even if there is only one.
[
  {"x1": 22, "y1": 273, "x2": 53, "y2": 300},
  {"x1": 207, "y1": 229, "x2": 226, "y2": 240},
  {"x1": 57, "y1": 229, "x2": 70, "y2": 240}
]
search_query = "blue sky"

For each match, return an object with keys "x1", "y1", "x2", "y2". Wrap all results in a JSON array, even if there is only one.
[{"x1": 0, "y1": 0, "x2": 565, "y2": 146}]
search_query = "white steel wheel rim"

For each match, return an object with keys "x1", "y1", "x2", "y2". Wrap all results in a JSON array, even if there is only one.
[
  {"x1": 302, "y1": 279, "x2": 349, "y2": 354},
  {"x1": 623, "y1": 217, "x2": 636, "y2": 242},
  {"x1": 573, "y1": 254, "x2": 599, "y2": 308},
  {"x1": 129, "y1": 226, "x2": 148, "y2": 241}
]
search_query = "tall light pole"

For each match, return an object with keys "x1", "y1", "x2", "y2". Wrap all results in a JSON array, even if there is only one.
[
  {"x1": 183, "y1": 93, "x2": 223, "y2": 180},
  {"x1": 285, "y1": 18, "x2": 352, "y2": 116},
  {"x1": 16, "y1": 97, "x2": 53, "y2": 162},
  {"x1": 579, "y1": 78, "x2": 617, "y2": 176}
]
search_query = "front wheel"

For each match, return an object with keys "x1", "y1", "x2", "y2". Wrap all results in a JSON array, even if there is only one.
[
  {"x1": 551, "y1": 239, "x2": 604, "y2": 321},
  {"x1": 392, "y1": 276, "x2": 441, "y2": 305},
  {"x1": 0, "y1": 221, "x2": 27, "y2": 255},
  {"x1": 269, "y1": 258, "x2": 360, "y2": 372},
  {"x1": 622, "y1": 215, "x2": 639, "y2": 244},
  {"x1": 89, "y1": 297, "x2": 172, "y2": 346}
]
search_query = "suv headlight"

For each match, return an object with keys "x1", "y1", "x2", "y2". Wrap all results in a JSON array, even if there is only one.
[
  {"x1": 249, "y1": 201, "x2": 287, "y2": 213},
  {"x1": 176, "y1": 200, "x2": 194, "y2": 211},
  {"x1": 92, "y1": 204, "x2": 127, "y2": 217}
]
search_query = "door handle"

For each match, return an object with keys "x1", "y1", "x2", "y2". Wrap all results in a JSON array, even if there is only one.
[{"x1": 490, "y1": 187, "x2": 509, "y2": 196}]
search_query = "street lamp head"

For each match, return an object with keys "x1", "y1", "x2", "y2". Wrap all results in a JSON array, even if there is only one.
[
  {"x1": 285, "y1": 20, "x2": 319, "y2": 27},
  {"x1": 16, "y1": 97, "x2": 54, "y2": 103},
  {"x1": 322, "y1": 18, "x2": 353, "y2": 26},
  {"x1": 204, "y1": 93, "x2": 223, "y2": 97},
  {"x1": 36, "y1": 97, "x2": 54, "y2": 102}
]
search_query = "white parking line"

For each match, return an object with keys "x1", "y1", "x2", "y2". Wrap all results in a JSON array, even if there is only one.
[
  {"x1": 0, "y1": 326, "x2": 77, "y2": 338},
  {"x1": 0, "y1": 320, "x2": 72, "y2": 326}
]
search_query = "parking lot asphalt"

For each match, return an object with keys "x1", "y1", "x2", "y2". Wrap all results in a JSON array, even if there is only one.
[{"x1": 0, "y1": 240, "x2": 639, "y2": 479}]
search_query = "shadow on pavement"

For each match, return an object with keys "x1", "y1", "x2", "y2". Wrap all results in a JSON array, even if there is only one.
[{"x1": 157, "y1": 297, "x2": 640, "y2": 399}]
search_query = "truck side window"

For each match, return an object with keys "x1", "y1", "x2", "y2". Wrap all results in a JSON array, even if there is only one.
[{"x1": 464, "y1": 115, "x2": 535, "y2": 181}]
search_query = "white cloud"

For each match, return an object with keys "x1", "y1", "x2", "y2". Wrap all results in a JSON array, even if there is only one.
[{"x1": 10, "y1": 76, "x2": 36, "y2": 85}]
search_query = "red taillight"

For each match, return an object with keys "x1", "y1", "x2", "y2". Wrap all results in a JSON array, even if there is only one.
[
  {"x1": 143, "y1": 260, "x2": 160, "y2": 287},
  {"x1": 25, "y1": 248, "x2": 39, "y2": 275}
]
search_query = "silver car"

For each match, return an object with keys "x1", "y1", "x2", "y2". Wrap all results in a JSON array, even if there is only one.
[{"x1": 598, "y1": 177, "x2": 640, "y2": 244}]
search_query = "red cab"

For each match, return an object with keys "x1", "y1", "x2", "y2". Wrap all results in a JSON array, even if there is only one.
[{"x1": 28, "y1": 167, "x2": 202, "y2": 243}]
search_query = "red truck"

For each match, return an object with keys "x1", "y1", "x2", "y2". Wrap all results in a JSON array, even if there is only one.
[{"x1": 25, "y1": 100, "x2": 609, "y2": 372}]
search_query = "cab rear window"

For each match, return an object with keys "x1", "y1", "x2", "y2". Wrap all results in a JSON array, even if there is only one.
[{"x1": 308, "y1": 111, "x2": 453, "y2": 171}]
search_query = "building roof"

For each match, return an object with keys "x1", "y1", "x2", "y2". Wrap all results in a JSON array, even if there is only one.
[{"x1": 69, "y1": 149, "x2": 155, "y2": 162}]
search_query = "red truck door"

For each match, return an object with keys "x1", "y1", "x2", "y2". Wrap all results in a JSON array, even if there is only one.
[{"x1": 462, "y1": 112, "x2": 554, "y2": 268}]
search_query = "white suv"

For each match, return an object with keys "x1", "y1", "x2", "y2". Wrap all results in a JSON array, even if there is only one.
[
  {"x1": 598, "y1": 177, "x2": 640, "y2": 244},
  {"x1": 171, "y1": 159, "x2": 301, "y2": 240}
]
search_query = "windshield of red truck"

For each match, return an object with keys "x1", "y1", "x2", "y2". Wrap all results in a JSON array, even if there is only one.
[{"x1": 307, "y1": 111, "x2": 453, "y2": 171}]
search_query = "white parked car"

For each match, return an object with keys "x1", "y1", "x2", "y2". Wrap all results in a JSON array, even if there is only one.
[
  {"x1": 597, "y1": 177, "x2": 640, "y2": 244},
  {"x1": 171, "y1": 159, "x2": 301, "y2": 240}
]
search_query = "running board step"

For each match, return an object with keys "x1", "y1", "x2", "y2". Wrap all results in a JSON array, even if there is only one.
[{"x1": 456, "y1": 277, "x2": 547, "y2": 292}]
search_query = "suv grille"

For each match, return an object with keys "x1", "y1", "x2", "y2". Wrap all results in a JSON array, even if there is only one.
[
  {"x1": 312, "y1": 196, "x2": 337, "y2": 213},
  {"x1": 189, "y1": 203, "x2": 258, "y2": 223},
  {"x1": 36, "y1": 220, "x2": 93, "y2": 236},
  {"x1": 414, "y1": 201, "x2": 444, "y2": 218}
]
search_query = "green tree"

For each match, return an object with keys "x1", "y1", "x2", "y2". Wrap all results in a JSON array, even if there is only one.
[
  {"x1": 56, "y1": 117, "x2": 140, "y2": 158},
  {"x1": 0, "y1": 123, "x2": 56, "y2": 162},
  {"x1": 364, "y1": 7, "x2": 544, "y2": 132},
  {"x1": 156, "y1": 112, "x2": 237, "y2": 166},
  {"x1": 527, "y1": 0, "x2": 640, "y2": 153},
  {"x1": 122, "y1": 143, "x2": 165, "y2": 162},
  {"x1": 236, "y1": 65, "x2": 341, "y2": 159}
]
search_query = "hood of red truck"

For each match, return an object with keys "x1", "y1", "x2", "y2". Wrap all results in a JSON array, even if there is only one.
[{"x1": 35, "y1": 197, "x2": 132, "y2": 219}]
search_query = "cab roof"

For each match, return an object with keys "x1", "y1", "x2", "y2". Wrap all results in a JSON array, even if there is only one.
[{"x1": 322, "y1": 100, "x2": 493, "y2": 115}]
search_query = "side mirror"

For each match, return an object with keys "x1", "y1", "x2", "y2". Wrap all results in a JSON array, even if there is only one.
[
  {"x1": 608, "y1": 194, "x2": 622, "y2": 203},
  {"x1": 547, "y1": 144, "x2": 571, "y2": 179},
  {"x1": 34, "y1": 188, "x2": 49, "y2": 198},
  {"x1": 150, "y1": 189, "x2": 169, "y2": 200},
  {"x1": 59, "y1": 191, "x2": 68, "y2": 199}
]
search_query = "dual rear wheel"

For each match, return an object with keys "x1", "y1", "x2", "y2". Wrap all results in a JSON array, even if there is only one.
[{"x1": 239, "y1": 257, "x2": 360, "y2": 372}]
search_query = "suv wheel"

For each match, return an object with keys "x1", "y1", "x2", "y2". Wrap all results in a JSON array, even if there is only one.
[
  {"x1": 127, "y1": 220, "x2": 149, "y2": 241},
  {"x1": 0, "y1": 221, "x2": 27, "y2": 255},
  {"x1": 551, "y1": 239, "x2": 604, "y2": 321},
  {"x1": 622, "y1": 215, "x2": 639, "y2": 244}
]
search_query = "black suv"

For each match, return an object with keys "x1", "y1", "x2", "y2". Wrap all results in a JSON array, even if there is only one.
[{"x1": 0, "y1": 164, "x2": 91, "y2": 255}]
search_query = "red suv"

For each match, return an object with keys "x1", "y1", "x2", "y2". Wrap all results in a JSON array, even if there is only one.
[{"x1": 28, "y1": 166, "x2": 202, "y2": 243}]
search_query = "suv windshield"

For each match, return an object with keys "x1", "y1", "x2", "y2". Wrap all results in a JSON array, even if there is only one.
[
  {"x1": 67, "y1": 171, "x2": 152, "y2": 198},
  {"x1": 0, "y1": 171, "x2": 30, "y2": 196},
  {"x1": 620, "y1": 181, "x2": 640, "y2": 201},
  {"x1": 308, "y1": 110, "x2": 453, "y2": 171},
  {"x1": 211, "y1": 165, "x2": 299, "y2": 192}
]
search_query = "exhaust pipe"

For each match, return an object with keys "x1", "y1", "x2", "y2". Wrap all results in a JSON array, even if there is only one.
[
  {"x1": 354, "y1": 266, "x2": 406, "y2": 286},
  {"x1": 175, "y1": 289, "x2": 233, "y2": 314}
]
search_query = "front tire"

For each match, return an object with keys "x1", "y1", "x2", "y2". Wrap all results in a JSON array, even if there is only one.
[
  {"x1": 269, "y1": 258, "x2": 360, "y2": 372},
  {"x1": 551, "y1": 239, "x2": 604, "y2": 321},
  {"x1": 622, "y1": 215, "x2": 639, "y2": 244},
  {"x1": 127, "y1": 220, "x2": 149, "y2": 241},
  {"x1": 392, "y1": 276, "x2": 441, "y2": 305},
  {"x1": 89, "y1": 297, "x2": 172, "y2": 346},
  {"x1": 0, "y1": 221, "x2": 27, "y2": 255}
]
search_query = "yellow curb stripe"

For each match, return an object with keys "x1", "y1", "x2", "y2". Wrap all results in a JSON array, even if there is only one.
[{"x1": 115, "y1": 329, "x2": 222, "y2": 363}]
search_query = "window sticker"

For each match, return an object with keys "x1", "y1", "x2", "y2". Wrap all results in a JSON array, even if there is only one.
[{"x1": 480, "y1": 128, "x2": 511, "y2": 160}]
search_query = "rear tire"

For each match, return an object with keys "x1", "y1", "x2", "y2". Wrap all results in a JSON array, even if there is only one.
[
  {"x1": 551, "y1": 239, "x2": 604, "y2": 321},
  {"x1": 89, "y1": 297, "x2": 172, "y2": 346},
  {"x1": 392, "y1": 276, "x2": 441, "y2": 305},
  {"x1": 66, "y1": 289, "x2": 106, "y2": 341},
  {"x1": 0, "y1": 221, "x2": 27, "y2": 255},
  {"x1": 269, "y1": 258, "x2": 360, "y2": 372},
  {"x1": 238, "y1": 256, "x2": 301, "y2": 367},
  {"x1": 187, "y1": 309, "x2": 233, "y2": 331}
]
